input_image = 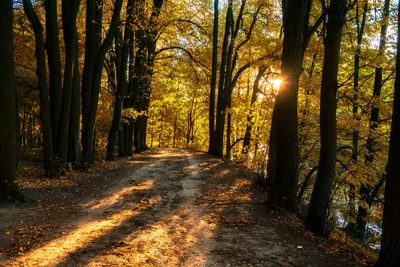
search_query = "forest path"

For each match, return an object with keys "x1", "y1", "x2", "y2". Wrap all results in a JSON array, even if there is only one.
[{"x1": 1, "y1": 148, "x2": 363, "y2": 267}]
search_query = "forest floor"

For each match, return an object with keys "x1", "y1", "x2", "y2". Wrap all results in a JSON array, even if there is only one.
[{"x1": 0, "y1": 148, "x2": 375, "y2": 267}]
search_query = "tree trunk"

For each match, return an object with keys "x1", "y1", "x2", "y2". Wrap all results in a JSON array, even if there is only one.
[
  {"x1": 268, "y1": 0, "x2": 324, "y2": 187},
  {"x1": 0, "y1": 0, "x2": 22, "y2": 199},
  {"x1": 216, "y1": 0, "x2": 251, "y2": 158},
  {"x1": 375, "y1": 2, "x2": 400, "y2": 265},
  {"x1": 82, "y1": 0, "x2": 123, "y2": 164},
  {"x1": 142, "y1": 115, "x2": 148, "y2": 149},
  {"x1": 267, "y1": 0, "x2": 308, "y2": 211},
  {"x1": 118, "y1": 125, "x2": 126, "y2": 158},
  {"x1": 125, "y1": 34, "x2": 136, "y2": 156},
  {"x1": 132, "y1": 0, "x2": 163, "y2": 153},
  {"x1": 68, "y1": 41, "x2": 83, "y2": 164},
  {"x1": 133, "y1": 0, "x2": 147, "y2": 153},
  {"x1": 225, "y1": 94, "x2": 232, "y2": 158},
  {"x1": 305, "y1": 0, "x2": 347, "y2": 236},
  {"x1": 82, "y1": 0, "x2": 96, "y2": 139},
  {"x1": 214, "y1": 0, "x2": 233, "y2": 157},
  {"x1": 44, "y1": 0, "x2": 62, "y2": 153},
  {"x1": 58, "y1": 0, "x2": 81, "y2": 164},
  {"x1": 82, "y1": 0, "x2": 103, "y2": 162},
  {"x1": 106, "y1": 0, "x2": 134, "y2": 160},
  {"x1": 23, "y1": 0, "x2": 56, "y2": 176},
  {"x1": 208, "y1": 0, "x2": 219, "y2": 154}
]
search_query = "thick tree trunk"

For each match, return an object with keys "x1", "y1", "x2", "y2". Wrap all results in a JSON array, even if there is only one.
[
  {"x1": 133, "y1": 51, "x2": 145, "y2": 152},
  {"x1": 58, "y1": 0, "x2": 81, "y2": 164},
  {"x1": 125, "y1": 35, "x2": 136, "y2": 156},
  {"x1": 106, "y1": 0, "x2": 134, "y2": 160},
  {"x1": 208, "y1": 0, "x2": 219, "y2": 154},
  {"x1": 132, "y1": 0, "x2": 163, "y2": 153},
  {"x1": 0, "y1": 0, "x2": 22, "y2": 199},
  {"x1": 267, "y1": 0, "x2": 308, "y2": 211},
  {"x1": 375, "y1": 3, "x2": 400, "y2": 265},
  {"x1": 44, "y1": 0, "x2": 62, "y2": 153},
  {"x1": 82, "y1": 0, "x2": 96, "y2": 138},
  {"x1": 68, "y1": 41, "x2": 83, "y2": 164},
  {"x1": 141, "y1": 110, "x2": 148, "y2": 151},
  {"x1": 268, "y1": 0, "x2": 323, "y2": 187},
  {"x1": 225, "y1": 95, "x2": 232, "y2": 158},
  {"x1": 82, "y1": 0, "x2": 123, "y2": 164},
  {"x1": 23, "y1": 0, "x2": 56, "y2": 176},
  {"x1": 132, "y1": 0, "x2": 146, "y2": 153},
  {"x1": 305, "y1": 0, "x2": 347, "y2": 236},
  {"x1": 118, "y1": 125, "x2": 126, "y2": 157},
  {"x1": 82, "y1": 0, "x2": 103, "y2": 163},
  {"x1": 214, "y1": 0, "x2": 233, "y2": 157},
  {"x1": 266, "y1": 106, "x2": 277, "y2": 185}
]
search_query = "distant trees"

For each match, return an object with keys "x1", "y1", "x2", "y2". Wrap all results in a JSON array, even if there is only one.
[
  {"x1": 16, "y1": 0, "x2": 168, "y2": 168},
  {"x1": 0, "y1": 0, "x2": 21, "y2": 199}
]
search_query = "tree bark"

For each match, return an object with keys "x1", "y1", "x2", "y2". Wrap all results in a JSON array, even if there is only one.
[
  {"x1": 208, "y1": 0, "x2": 219, "y2": 154},
  {"x1": 82, "y1": 0, "x2": 124, "y2": 164},
  {"x1": 82, "y1": 0, "x2": 97, "y2": 138},
  {"x1": 267, "y1": 0, "x2": 308, "y2": 211},
  {"x1": 125, "y1": 32, "x2": 136, "y2": 156},
  {"x1": 225, "y1": 94, "x2": 232, "y2": 158},
  {"x1": 106, "y1": 0, "x2": 134, "y2": 160},
  {"x1": 375, "y1": 2, "x2": 400, "y2": 265},
  {"x1": 23, "y1": 0, "x2": 56, "y2": 175},
  {"x1": 44, "y1": 0, "x2": 62, "y2": 153},
  {"x1": 214, "y1": 0, "x2": 233, "y2": 157},
  {"x1": 58, "y1": 0, "x2": 81, "y2": 164},
  {"x1": 268, "y1": 0, "x2": 324, "y2": 187},
  {"x1": 132, "y1": 0, "x2": 146, "y2": 153},
  {"x1": 132, "y1": 0, "x2": 164, "y2": 152},
  {"x1": 68, "y1": 40, "x2": 83, "y2": 164},
  {"x1": 0, "y1": 0, "x2": 22, "y2": 199},
  {"x1": 305, "y1": 0, "x2": 347, "y2": 236}
]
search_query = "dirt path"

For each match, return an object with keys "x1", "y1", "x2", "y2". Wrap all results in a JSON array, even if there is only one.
[{"x1": 0, "y1": 148, "x2": 365, "y2": 266}]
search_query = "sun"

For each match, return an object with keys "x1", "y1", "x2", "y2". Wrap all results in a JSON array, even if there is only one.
[{"x1": 272, "y1": 78, "x2": 283, "y2": 89}]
